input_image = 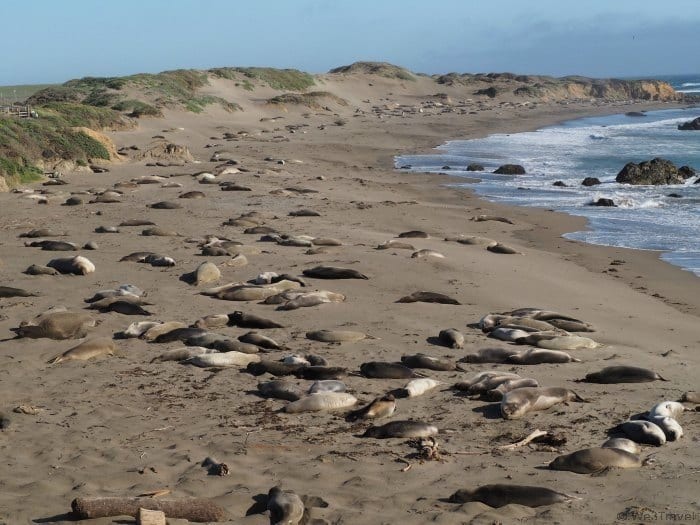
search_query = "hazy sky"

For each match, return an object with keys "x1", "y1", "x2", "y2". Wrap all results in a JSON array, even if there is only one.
[{"x1": 4, "y1": 0, "x2": 699, "y2": 85}]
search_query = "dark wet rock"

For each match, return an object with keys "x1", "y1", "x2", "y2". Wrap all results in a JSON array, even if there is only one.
[
  {"x1": 615, "y1": 158, "x2": 692, "y2": 185},
  {"x1": 552, "y1": 181, "x2": 567, "y2": 187},
  {"x1": 467, "y1": 163, "x2": 484, "y2": 171},
  {"x1": 582, "y1": 177, "x2": 601, "y2": 187},
  {"x1": 589, "y1": 198, "x2": 616, "y2": 207},
  {"x1": 494, "y1": 164, "x2": 526, "y2": 175},
  {"x1": 677, "y1": 117, "x2": 700, "y2": 130}
]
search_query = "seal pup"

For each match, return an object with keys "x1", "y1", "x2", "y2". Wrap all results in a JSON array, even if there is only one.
[
  {"x1": 266, "y1": 486, "x2": 304, "y2": 525},
  {"x1": 446, "y1": 484, "x2": 578, "y2": 508},
  {"x1": 149, "y1": 201, "x2": 182, "y2": 209},
  {"x1": 284, "y1": 392, "x2": 357, "y2": 413},
  {"x1": 584, "y1": 366, "x2": 667, "y2": 384},
  {"x1": 617, "y1": 420, "x2": 666, "y2": 446},
  {"x1": 549, "y1": 447, "x2": 648, "y2": 474},
  {"x1": 360, "y1": 361, "x2": 418, "y2": 379},
  {"x1": 49, "y1": 337, "x2": 116, "y2": 364},
  {"x1": 488, "y1": 328, "x2": 532, "y2": 342},
  {"x1": 438, "y1": 328, "x2": 464, "y2": 349},
  {"x1": 228, "y1": 311, "x2": 284, "y2": 329},
  {"x1": 681, "y1": 392, "x2": 700, "y2": 404},
  {"x1": 194, "y1": 314, "x2": 229, "y2": 329},
  {"x1": 396, "y1": 291, "x2": 460, "y2": 304},
  {"x1": 142, "y1": 321, "x2": 187, "y2": 341},
  {"x1": 444, "y1": 235, "x2": 497, "y2": 247},
  {"x1": 500, "y1": 387, "x2": 586, "y2": 419},
  {"x1": 246, "y1": 360, "x2": 305, "y2": 377},
  {"x1": 142, "y1": 227, "x2": 180, "y2": 237},
  {"x1": 306, "y1": 330, "x2": 367, "y2": 343},
  {"x1": 294, "y1": 366, "x2": 347, "y2": 381},
  {"x1": 601, "y1": 438, "x2": 641, "y2": 455},
  {"x1": 346, "y1": 394, "x2": 396, "y2": 422},
  {"x1": 400, "y1": 377, "x2": 441, "y2": 398},
  {"x1": 401, "y1": 354, "x2": 457, "y2": 371},
  {"x1": 275, "y1": 291, "x2": 346, "y2": 310},
  {"x1": 47, "y1": 255, "x2": 95, "y2": 275},
  {"x1": 362, "y1": 420, "x2": 438, "y2": 439},
  {"x1": 187, "y1": 262, "x2": 221, "y2": 286},
  {"x1": 487, "y1": 243, "x2": 522, "y2": 254},
  {"x1": 454, "y1": 372, "x2": 522, "y2": 394},
  {"x1": 92, "y1": 300, "x2": 152, "y2": 316},
  {"x1": 302, "y1": 266, "x2": 368, "y2": 280},
  {"x1": 507, "y1": 348, "x2": 581, "y2": 364},
  {"x1": 648, "y1": 401, "x2": 688, "y2": 419},
  {"x1": 258, "y1": 380, "x2": 302, "y2": 401},
  {"x1": 13, "y1": 311, "x2": 96, "y2": 339}
]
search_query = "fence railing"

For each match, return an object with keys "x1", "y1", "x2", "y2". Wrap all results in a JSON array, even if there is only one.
[{"x1": 0, "y1": 105, "x2": 33, "y2": 118}]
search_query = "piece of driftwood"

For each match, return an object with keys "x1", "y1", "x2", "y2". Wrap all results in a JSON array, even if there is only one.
[
  {"x1": 71, "y1": 497, "x2": 226, "y2": 522},
  {"x1": 137, "y1": 508, "x2": 166, "y2": 525}
]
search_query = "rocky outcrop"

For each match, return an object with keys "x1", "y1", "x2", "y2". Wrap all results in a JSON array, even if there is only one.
[
  {"x1": 466, "y1": 163, "x2": 484, "y2": 171},
  {"x1": 494, "y1": 164, "x2": 525, "y2": 175},
  {"x1": 615, "y1": 158, "x2": 694, "y2": 185},
  {"x1": 678, "y1": 117, "x2": 700, "y2": 130},
  {"x1": 582, "y1": 177, "x2": 601, "y2": 186},
  {"x1": 589, "y1": 198, "x2": 616, "y2": 207}
]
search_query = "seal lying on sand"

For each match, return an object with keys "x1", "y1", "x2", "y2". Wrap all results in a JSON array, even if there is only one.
[
  {"x1": 284, "y1": 392, "x2": 357, "y2": 413},
  {"x1": 47, "y1": 256, "x2": 95, "y2": 275},
  {"x1": 549, "y1": 447, "x2": 649, "y2": 474},
  {"x1": 13, "y1": 311, "x2": 97, "y2": 339},
  {"x1": 302, "y1": 266, "x2": 368, "y2": 280},
  {"x1": 362, "y1": 420, "x2": 438, "y2": 439},
  {"x1": 583, "y1": 366, "x2": 667, "y2": 383},
  {"x1": 396, "y1": 291, "x2": 460, "y2": 305},
  {"x1": 49, "y1": 337, "x2": 115, "y2": 364},
  {"x1": 346, "y1": 394, "x2": 396, "y2": 421},
  {"x1": 437, "y1": 328, "x2": 464, "y2": 349},
  {"x1": 446, "y1": 484, "x2": 578, "y2": 508},
  {"x1": 500, "y1": 387, "x2": 586, "y2": 419}
]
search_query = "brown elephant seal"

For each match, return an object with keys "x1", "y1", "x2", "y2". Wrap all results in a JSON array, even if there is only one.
[
  {"x1": 93, "y1": 300, "x2": 152, "y2": 316},
  {"x1": 141, "y1": 227, "x2": 180, "y2": 237},
  {"x1": 446, "y1": 484, "x2": 578, "y2": 508},
  {"x1": 396, "y1": 291, "x2": 460, "y2": 305},
  {"x1": 601, "y1": 438, "x2": 641, "y2": 455},
  {"x1": 149, "y1": 201, "x2": 182, "y2": 209},
  {"x1": 284, "y1": 392, "x2": 357, "y2": 413},
  {"x1": 13, "y1": 311, "x2": 96, "y2": 339},
  {"x1": 455, "y1": 372, "x2": 522, "y2": 394},
  {"x1": 247, "y1": 360, "x2": 305, "y2": 377},
  {"x1": 25, "y1": 264, "x2": 60, "y2": 276},
  {"x1": 306, "y1": 330, "x2": 366, "y2": 343},
  {"x1": 239, "y1": 332, "x2": 284, "y2": 350},
  {"x1": 445, "y1": 235, "x2": 497, "y2": 247},
  {"x1": 25, "y1": 240, "x2": 77, "y2": 251},
  {"x1": 507, "y1": 348, "x2": 581, "y2": 364},
  {"x1": 681, "y1": 391, "x2": 700, "y2": 404},
  {"x1": 376, "y1": 240, "x2": 415, "y2": 250},
  {"x1": 362, "y1": 420, "x2": 438, "y2": 439},
  {"x1": 398, "y1": 230, "x2": 429, "y2": 238},
  {"x1": 360, "y1": 361, "x2": 418, "y2": 379},
  {"x1": 19, "y1": 228, "x2": 65, "y2": 238},
  {"x1": 119, "y1": 219, "x2": 156, "y2": 227},
  {"x1": 617, "y1": 420, "x2": 666, "y2": 446},
  {"x1": 265, "y1": 486, "x2": 328, "y2": 525},
  {"x1": 500, "y1": 387, "x2": 586, "y2": 419},
  {"x1": 228, "y1": 311, "x2": 284, "y2": 329},
  {"x1": 47, "y1": 255, "x2": 95, "y2": 275},
  {"x1": 0, "y1": 286, "x2": 39, "y2": 298},
  {"x1": 483, "y1": 378, "x2": 540, "y2": 401},
  {"x1": 346, "y1": 394, "x2": 396, "y2": 422},
  {"x1": 584, "y1": 366, "x2": 667, "y2": 384},
  {"x1": 258, "y1": 380, "x2": 302, "y2": 401},
  {"x1": 153, "y1": 327, "x2": 207, "y2": 343},
  {"x1": 487, "y1": 243, "x2": 522, "y2": 254},
  {"x1": 295, "y1": 366, "x2": 348, "y2": 381},
  {"x1": 438, "y1": 328, "x2": 464, "y2": 349},
  {"x1": 302, "y1": 266, "x2": 368, "y2": 280},
  {"x1": 459, "y1": 347, "x2": 516, "y2": 364},
  {"x1": 549, "y1": 447, "x2": 648, "y2": 474},
  {"x1": 49, "y1": 337, "x2": 115, "y2": 364},
  {"x1": 150, "y1": 346, "x2": 218, "y2": 363},
  {"x1": 401, "y1": 354, "x2": 457, "y2": 371}
]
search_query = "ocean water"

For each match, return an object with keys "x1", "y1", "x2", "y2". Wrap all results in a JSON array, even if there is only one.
[{"x1": 396, "y1": 77, "x2": 700, "y2": 276}]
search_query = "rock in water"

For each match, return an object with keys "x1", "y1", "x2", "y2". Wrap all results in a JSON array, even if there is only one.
[{"x1": 615, "y1": 158, "x2": 692, "y2": 185}]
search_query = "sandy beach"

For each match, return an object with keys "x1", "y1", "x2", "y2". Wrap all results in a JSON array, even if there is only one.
[{"x1": 0, "y1": 71, "x2": 698, "y2": 524}]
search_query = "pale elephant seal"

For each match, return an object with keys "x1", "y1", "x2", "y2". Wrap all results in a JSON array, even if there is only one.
[
  {"x1": 584, "y1": 366, "x2": 667, "y2": 384},
  {"x1": 13, "y1": 311, "x2": 96, "y2": 339},
  {"x1": 302, "y1": 266, "x2": 368, "y2": 280},
  {"x1": 267, "y1": 486, "x2": 304, "y2": 525},
  {"x1": 446, "y1": 484, "x2": 578, "y2": 508},
  {"x1": 150, "y1": 346, "x2": 218, "y2": 363},
  {"x1": 228, "y1": 311, "x2": 284, "y2": 329},
  {"x1": 444, "y1": 235, "x2": 497, "y2": 247},
  {"x1": 276, "y1": 291, "x2": 346, "y2": 310},
  {"x1": 400, "y1": 377, "x2": 441, "y2": 398},
  {"x1": 306, "y1": 330, "x2": 366, "y2": 343},
  {"x1": 194, "y1": 314, "x2": 229, "y2": 329},
  {"x1": 545, "y1": 318, "x2": 595, "y2": 332},
  {"x1": 648, "y1": 401, "x2": 688, "y2": 419},
  {"x1": 258, "y1": 380, "x2": 302, "y2": 401},
  {"x1": 549, "y1": 447, "x2": 646, "y2": 474},
  {"x1": 649, "y1": 416, "x2": 683, "y2": 441},
  {"x1": 185, "y1": 351, "x2": 260, "y2": 368},
  {"x1": 438, "y1": 328, "x2": 464, "y2": 349},
  {"x1": 376, "y1": 240, "x2": 415, "y2": 250},
  {"x1": 411, "y1": 249, "x2": 445, "y2": 259},
  {"x1": 488, "y1": 327, "x2": 532, "y2": 342},
  {"x1": 507, "y1": 348, "x2": 581, "y2": 364},
  {"x1": 153, "y1": 327, "x2": 207, "y2": 344},
  {"x1": 484, "y1": 378, "x2": 540, "y2": 401},
  {"x1": 401, "y1": 354, "x2": 456, "y2": 371},
  {"x1": 346, "y1": 394, "x2": 395, "y2": 422},
  {"x1": 118, "y1": 321, "x2": 161, "y2": 338},
  {"x1": 362, "y1": 420, "x2": 438, "y2": 439},
  {"x1": 519, "y1": 334, "x2": 600, "y2": 350},
  {"x1": 500, "y1": 387, "x2": 586, "y2": 419},
  {"x1": 360, "y1": 361, "x2": 418, "y2": 379},
  {"x1": 49, "y1": 337, "x2": 115, "y2": 364},
  {"x1": 487, "y1": 316, "x2": 559, "y2": 333},
  {"x1": 396, "y1": 291, "x2": 460, "y2": 305},
  {"x1": 47, "y1": 255, "x2": 95, "y2": 275},
  {"x1": 308, "y1": 380, "x2": 346, "y2": 394},
  {"x1": 601, "y1": 437, "x2": 641, "y2": 455},
  {"x1": 617, "y1": 420, "x2": 666, "y2": 446},
  {"x1": 192, "y1": 262, "x2": 221, "y2": 286},
  {"x1": 455, "y1": 372, "x2": 522, "y2": 394},
  {"x1": 284, "y1": 392, "x2": 357, "y2": 413},
  {"x1": 142, "y1": 321, "x2": 187, "y2": 342}
]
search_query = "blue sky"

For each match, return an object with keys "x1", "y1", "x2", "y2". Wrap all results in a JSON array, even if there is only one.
[{"x1": 3, "y1": 0, "x2": 699, "y2": 85}]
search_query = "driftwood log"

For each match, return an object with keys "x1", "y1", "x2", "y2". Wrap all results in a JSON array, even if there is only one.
[{"x1": 71, "y1": 497, "x2": 226, "y2": 522}]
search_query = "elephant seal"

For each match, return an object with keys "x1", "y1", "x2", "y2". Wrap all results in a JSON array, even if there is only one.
[
  {"x1": 401, "y1": 354, "x2": 457, "y2": 371},
  {"x1": 302, "y1": 266, "x2": 368, "y2": 280},
  {"x1": 362, "y1": 420, "x2": 438, "y2": 439},
  {"x1": 360, "y1": 361, "x2": 418, "y2": 379},
  {"x1": 489, "y1": 327, "x2": 532, "y2": 342},
  {"x1": 228, "y1": 311, "x2": 284, "y2": 329},
  {"x1": 306, "y1": 330, "x2": 366, "y2": 343},
  {"x1": 584, "y1": 366, "x2": 667, "y2": 384},
  {"x1": 25, "y1": 240, "x2": 77, "y2": 251},
  {"x1": 500, "y1": 387, "x2": 586, "y2": 419},
  {"x1": 149, "y1": 201, "x2": 182, "y2": 209},
  {"x1": 446, "y1": 484, "x2": 578, "y2": 508},
  {"x1": 549, "y1": 447, "x2": 647, "y2": 474},
  {"x1": 150, "y1": 346, "x2": 218, "y2": 363},
  {"x1": 258, "y1": 380, "x2": 302, "y2": 401},
  {"x1": 648, "y1": 401, "x2": 688, "y2": 419},
  {"x1": 648, "y1": 417, "x2": 683, "y2": 441},
  {"x1": 119, "y1": 219, "x2": 156, "y2": 227},
  {"x1": 185, "y1": 352, "x2": 260, "y2": 368},
  {"x1": 266, "y1": 486, "x2": 304, "y2": 525},
  {"x1": 507, "y1": 348, "x2": 581, "y2": 364},
  {"x1": 142, "y1": 227, "x2": 180, "y2": 237},
  {"x1": 617, "y1": 420, "x2": 666, "y2": 446},
  {"x1": 346, "y1": 394, "x2": 396, "y2": 422},
  {"x1": 483, "y1": 378, "x2": 540, "y2": 401},
  {"x1": 460, "y1": 347, "x2": 517, "y2": 364},
  {"x1": 396, "y1": 291, "x2": 460, "y2": 305},
  {"x1": 246, "y1": 360, "x2": 305, "y2": 377},
  {"x1": 25, "y1": 264, "x2": 59, "y2": 276},
  {"x1": 49, "y1": 337, "x2": 115, "y2": 364},
  {"x1": 47, "y1": 255, "x2": 95, "y2": 275},
  {"x1": 601, "y1": 438, "x2": 641, "y2": 455},
  {"x1": 295, "y1": 366, "x2": 348, "y2": 381},
  {"x1": 376, "y1": 240, "x2": 415, "y2": 250},
  {"x1": 276, "y1": 291, "x2": 346, "y2": 310},
  {"x1": 308, "y1": 380, "x2": 347, "y2": 394},
  {"x1": 400, "y1": 377, "x2": 441, "y2": 398},
  {"x1": 13, "y1": 311, "x2": 96, "y2": 339},
  {"x1": 455, "y1": 372, "x2": 522, "y2": 394},
  {"x1": 0, "y1": 286, "x2": 39, "y2": 298},
  {"x1": 239, "y1": 332, "x2": 284, "y2": 350},
  {"x1": 284, "y1": 392, "x2": 357, "y2": 413},
  {"x1": 398, "y1": 230, "x2": 429, "y2": 238},
  {"x1": 411, "y1": 249, "x2": 445, "y2": 259},
  {"x1": 191, "y1": 262, "x2": 221, "y2": 286},
  {"x1": 118, "y1": 321, "x2": 161, "y2": 338},
  {"x1": 444, "y1": 235, "x2": 497, "y2": 247},
  {"x1": 142, "y1": 321, "x2": 188, "y2": 342},
  {"x1": 487, "y1": 243, "x2": 522, "y2": 254},
  {"x1": 519, "y1": 334, "x2": 600, "y2": 350},
  {"x1": 681, "y1": 392, "x2": 700, "y2": 404},
  {"x1": 438, "y1": 328, "x2": 464, "y2": 349}
]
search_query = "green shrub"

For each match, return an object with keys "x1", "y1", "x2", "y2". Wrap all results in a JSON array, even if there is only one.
[
  {"x1": 213, "y1": 67, "x2": 315, "y2": 91},
  {"x1": 0, "y1": 156, "x2": 43, "y2": 185}
]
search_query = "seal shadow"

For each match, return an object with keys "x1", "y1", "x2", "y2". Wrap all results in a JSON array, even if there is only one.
[
  {"x1": 179, "y1": 272, "x2": 196, "y2": 285},
  {"x1": 426, "y1": 336, "x2": 449, "y2": 348},
  {"x1": 472, "y1": 403, "x2": 502, "y2": 419},
  {"x1": 245, "y1": 493, "x2": 269, "y2": 516},
  {"x1": 33, "y1": 513, "x2": 79, "y2": 523}
]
